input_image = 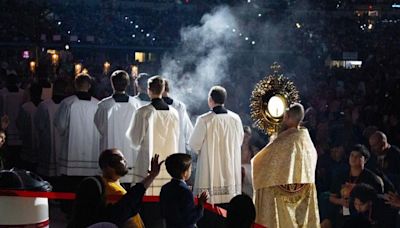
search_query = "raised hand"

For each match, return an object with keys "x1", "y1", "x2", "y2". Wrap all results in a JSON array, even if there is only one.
[{"x1": 148, "y1": 154, "x2": 164, "y2": 177}]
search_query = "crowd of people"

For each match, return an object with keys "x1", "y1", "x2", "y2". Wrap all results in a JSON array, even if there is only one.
[
  {"x1": 1, "y1": 0, "x2": 400, "y2": 227},
  {"x1": 1, "y1": 52, "x2": 400, "y2": 227}
]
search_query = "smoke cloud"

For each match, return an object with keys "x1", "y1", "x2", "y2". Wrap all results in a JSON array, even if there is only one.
[
  {"x1": 161, "y1": 2, "x2": 324, "y2": 117},
  {"x1": 161, "y1": 6, "x2": 238, "y2": 111}
]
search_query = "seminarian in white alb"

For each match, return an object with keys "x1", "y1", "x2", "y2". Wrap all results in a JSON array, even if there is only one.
[
  {"x1": 94, "y1": 70, "x2": 142, "y2": 183},
  {"x1": 54, "y1": 74, "x2": 100, "y2": 176},
  {"x1": 126, "y1": 76, "x2": 180, "y2": 196},
  {"x1": 189, "y1": 85, "x2": 244, "y2": 204},
  {"x1": 161, "y1": 79, "x2": 193, "y2": 154}
]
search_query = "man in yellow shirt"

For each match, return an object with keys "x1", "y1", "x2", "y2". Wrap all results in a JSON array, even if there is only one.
[
  {"x1": 101, "y1": 149, "x2": 146, "y2": 228},
  {"x1": 69, "y1": 149, "x2": 163, "y2": 228}
]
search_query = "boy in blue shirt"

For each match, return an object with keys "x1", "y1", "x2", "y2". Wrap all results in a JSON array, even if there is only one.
[{"x1": 160, "y1": 153, "x2": 208, "y2": 228}]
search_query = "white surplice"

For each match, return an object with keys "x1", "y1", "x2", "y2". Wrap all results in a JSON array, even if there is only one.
[
  {"x1": 0, "y1": 88, "x2": 25, "y2": 145},
  {"x1": 54, "y1": 95, "x2": 100, "y2": 176},
  {"x1": 132, "y1": 94, "x2": 150, "y2": 108},
  {"x1": 127, "y1": 104, "x2": 179, "y2": 196},
  {"x1": 168, "y1": 99, "x2": 193, "y2": 153},
  {"x1": 94, "y1": 96, "x2": 141, "y2": 183},
  {"x1": 189, "y1": 110, "x2": 244, "y2": 204},
  {"x1": 35, "y1": 99, "x2": 61, "y2": 177},
  {"x1": 16, "y1": 101, "x2": 39, "y2": 162}
]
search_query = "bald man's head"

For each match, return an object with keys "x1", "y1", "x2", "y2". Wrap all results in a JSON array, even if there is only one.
[
  {"x1": 369, "y1": 131, "x2": 389, "y2": 155},
  {"x1": 282, "y1": 103, "x2": 304, "y2": 129}
]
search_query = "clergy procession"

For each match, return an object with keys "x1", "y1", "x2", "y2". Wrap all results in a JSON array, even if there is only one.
[
  {"x1": 0, "y1": 69, "x2": 320, "y2": 228},
  {"x1": 6, "y1": 0, "x2": 400, "y2": 227}
]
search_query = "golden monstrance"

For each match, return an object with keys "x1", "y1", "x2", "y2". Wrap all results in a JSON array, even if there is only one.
[{"x1": 250, "y1": 62, "x2": 300, "y2": 135}]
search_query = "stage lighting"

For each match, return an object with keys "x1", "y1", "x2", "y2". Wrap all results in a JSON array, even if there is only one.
[
  {"x1": 75, "y1": 63, "x2": 82, "y2": 75},
  {"x1": 131, "y1": 65, "x2": 138, "y2": 77},
  {"x1": 51, "y1": 53, "x2": 59, "y2": 65},
  {"x1": 29, "y1": 61, "x2": 36, "y2": 73},
  {"x1": 22, "y1": 51, "x2": 30, "y2": 59},
  {"x1": 103, "y1": 61, "x2": 111, "y2": 74}
]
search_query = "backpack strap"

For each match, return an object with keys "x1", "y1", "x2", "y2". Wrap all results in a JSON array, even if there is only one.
[{"x1": 87, "y1": 176, "x2": 104, "y2": 196}]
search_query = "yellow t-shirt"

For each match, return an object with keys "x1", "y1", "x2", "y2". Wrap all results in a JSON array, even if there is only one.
[{"x1": 103, "y1": 178, "x2": 145, "y2": 228}]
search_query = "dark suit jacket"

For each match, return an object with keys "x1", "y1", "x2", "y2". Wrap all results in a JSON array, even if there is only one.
[
  {"x1": 160, "y1": 179, "x2": 203, "y2": 228},
  {"x1": 367, "y1": 145, "x2": 400, "y2": 191}
]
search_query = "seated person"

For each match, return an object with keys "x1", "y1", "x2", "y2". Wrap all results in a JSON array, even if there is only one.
[
  {"x1": 226, "y1": 194, "x2": 256, "y2": 228},
  {"x1": 326, "y1": 144, "x2": 384, "y2": 227},
  {"x1": 345, "y1": 183, "x2": 396, "y2": 228},
  {"x1": 160, "y1": 153, "x2": 208, "y2": 228},
  {"x1": 68, "y1": 149, "x2": 163, "y2": 228}
]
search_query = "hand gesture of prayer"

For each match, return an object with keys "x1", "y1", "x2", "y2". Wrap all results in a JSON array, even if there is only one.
[{"x1": 198, "y1": 191, "x2": 209, "y2": 207}]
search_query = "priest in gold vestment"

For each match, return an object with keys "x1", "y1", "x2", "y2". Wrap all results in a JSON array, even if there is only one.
[{"x1": 252, "y1": 103, "x2": 320, "y2": 228}]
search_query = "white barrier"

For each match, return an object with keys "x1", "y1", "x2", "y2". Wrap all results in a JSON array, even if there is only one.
[{"x1": 0, "y1": 196, "x2": 49, "y2": 227}]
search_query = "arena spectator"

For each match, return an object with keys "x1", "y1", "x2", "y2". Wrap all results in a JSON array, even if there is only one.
[{"x1": 68, "y1": 151, "x2": 163, "y2": 228}]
